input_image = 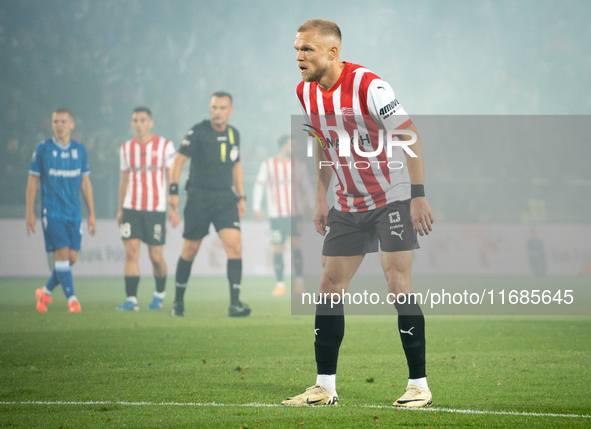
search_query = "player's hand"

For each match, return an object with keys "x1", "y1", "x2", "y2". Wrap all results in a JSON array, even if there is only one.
[
  {"x1": 26, "y1": 213, "x2": 36, "y2": 236},
  {"x1": 410, "y1": 197, "x2": 434, "y2": 236},
  {"x1": 169, "y1": 208, "x2": 180, "y2": 228},
  {"x1": 313, "y1": 201, "x2": 330, "y2": 236},
  {"x1": 116, "y1": 209, "x2": 123, "y2": 226},
  {"x1": 254, "y1": 210, "x2": 263, "y2": 221},
  {"x1": 168, "y1": 194, "x2": 180, "y2": 211},
  {"x1": 88, "y1": 214, "x2": 97, "y2": 236},
  {"x1": 237, "y1": 199, "x2": 247, "y2": 219}
]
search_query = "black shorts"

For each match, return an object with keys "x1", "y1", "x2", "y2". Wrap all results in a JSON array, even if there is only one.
[
  {"x1": 120, "y1": 209, "x2": 166, "y2": 246},
  {"x1": 183, "y1": 189, "x2": 240, "y2": 241},
  {"x1": 322, "y1": 199, "x2": 419, "y2": 257},
  {"x1": 269, "y1": 216, "x2": 302, "y2": 245}
]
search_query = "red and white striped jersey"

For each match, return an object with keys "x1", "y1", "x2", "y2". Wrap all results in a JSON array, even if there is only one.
[
  {"x1": 252, "y1": 156, "x2": 314, "y2": 218},
  {"x1": 119, "y1": 134, "x2": 176, "y2": 212},
  {"x1": 296, "y1": 62, "x2": 413, "y2": 212}
]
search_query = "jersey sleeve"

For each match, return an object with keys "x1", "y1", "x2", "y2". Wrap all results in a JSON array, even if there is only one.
[
  {"x1": 119, "y1": 143, "x2": 129, "y2": 172},
  {"x1": 80, "y1": 145, "x2": 90, "y2": 176},
  {"x1": 366, "y1": 79, "x2": 412, "y2": 131},
  {"x1": 28, "y1": 143, "x2": 42, "y2": 176},
  {"x1": 178, "y1": 127, "x2": 197, "y2": 158},
  {"x1": 252, "y1": 159, "x2": 268, "y2": 212},
  {"x1": 228, "y1": 127, "x2": 240, "y2": 163},
  {"x1": 164, "y1": 139, "x2": 176, "y2": 169}
]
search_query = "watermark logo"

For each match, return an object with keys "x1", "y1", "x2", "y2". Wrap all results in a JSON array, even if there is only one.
[{"x1": 302, "y1": 122, "x2": 417, "y2": 171}]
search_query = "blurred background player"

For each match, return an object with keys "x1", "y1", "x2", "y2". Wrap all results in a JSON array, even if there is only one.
[
  {"x1": 116, "y1": 107, "x2": 179, "y2": 311},
  {"x1": 167, "y1": 91, "x2": 250, "y2": 317},
  {"x1": 252, "y1": 135, "x2": 314, "y2": 296},
  {"x1": 26, "y1": 108, "x2": 97, "y2": 313}
]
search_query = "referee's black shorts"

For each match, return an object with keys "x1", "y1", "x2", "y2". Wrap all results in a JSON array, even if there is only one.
[
  {"x1": 183, "y1": 189, "x2": 240, "y2": 241},
  {"x1": 322, "y1": 199, "x2": 419, "y2": 257}
]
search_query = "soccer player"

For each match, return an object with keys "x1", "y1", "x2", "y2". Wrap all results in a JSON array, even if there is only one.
[
  {"x1": 282, "y1": 20, "x2": 435, "y2": 407},
  {"x1": 26, "y1": 108, "x2": 97, "y2": 313},
  {"x1": 252, "y1": 135, "x2": 314, "y2": 296},
  {"x1": 167, "y1": 91, "x2": 250, "y2": 317},
  {"x1": 116, "y1": 107, "x2": 179, "y2": 311}
]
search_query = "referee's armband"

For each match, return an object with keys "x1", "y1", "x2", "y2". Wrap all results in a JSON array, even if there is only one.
[
  {"x1": 169, "y1": 184, "x2": 179, "y2": 195},
  {"x1": 410, "y1": 184, "x2": 425, "y2": 199}
]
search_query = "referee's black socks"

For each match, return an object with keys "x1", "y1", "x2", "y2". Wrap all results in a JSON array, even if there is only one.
[
  {"x1": 394, "y1": 294, "x2": 426, "y2": 379},
  {"x1": 227, "y1": 259, "x2": 242, "y2": 306},
  {"x1": 174, "y1": 257, "x2": 193, "y2": 302}
]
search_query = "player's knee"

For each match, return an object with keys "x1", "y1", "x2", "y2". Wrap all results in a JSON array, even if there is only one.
[
  {"x1": 69, "y1": 254, "x2": 78, "y2": 266},
  {"x1": 386, "y1": 271, "x2": 411, "y2": 295}
]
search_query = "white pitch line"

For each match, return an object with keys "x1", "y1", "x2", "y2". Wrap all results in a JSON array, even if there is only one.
[{"x1": 0, "y1": 401, "x2": 589, "y2": 419}]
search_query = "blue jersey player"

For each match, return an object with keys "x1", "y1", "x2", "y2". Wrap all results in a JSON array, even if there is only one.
[{"x1": 26, "y1": 108, "x2": 97, "y2": 313}]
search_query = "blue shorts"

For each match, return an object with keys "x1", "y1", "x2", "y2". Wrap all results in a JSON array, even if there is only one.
[{"x1": 42, "y1": 217, "x2": 82, "y2": 252}]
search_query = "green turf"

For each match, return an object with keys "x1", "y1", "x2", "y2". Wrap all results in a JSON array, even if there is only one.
[{"x1": 0, "y1": 276, "x2": 590, "y2": 428}]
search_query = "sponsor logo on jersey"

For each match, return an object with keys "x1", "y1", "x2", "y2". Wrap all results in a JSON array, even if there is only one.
[
  {"x1": 217, "y1": 136, "x2": 228, "y2": 141},
  {"x1": 340, "y1": 107, "x2": 355, "y2": 116},
  {"x1": 379, "y1": 99, "x2": 400, "y2": 117},
  {"x1": 48, "y1": 168, "x2": 81, "y2": 177}
]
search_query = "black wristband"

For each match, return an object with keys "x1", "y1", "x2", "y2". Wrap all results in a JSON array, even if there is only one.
[
  {"x1": 169, "y1": 184, "x2": 179, "y2": 195},
  {"x1": 237, "y1": 195, "x2": 246, "y2": 201},
  {"x1": 411, "y1": 184, "x2": 425, "y2": 199}
]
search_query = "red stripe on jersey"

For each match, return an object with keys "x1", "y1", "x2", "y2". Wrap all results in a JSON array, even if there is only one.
[
  {"x1": 140, "y1": 141, "x2": 148, "y2": 211},
  {"x1": 151, "y1": 137, "x2": 159, "y2": 211},
  {"x1": 130, "y1": 140, "x2": 138, "y2": 209}
]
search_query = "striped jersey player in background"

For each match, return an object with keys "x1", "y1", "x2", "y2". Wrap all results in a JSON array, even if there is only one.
[
  {"x1": 252, "y1": 135, "x2": 314, "y2": 297},
  {"x1": 26, "y1": 108, "x2": 97, "y2": 313},
  {"x1": 116, "y1": 107, "x2": 179, "y2": 311},
  {"x1": 282, "y1": 20, "x2": 435, "y2": 408}
]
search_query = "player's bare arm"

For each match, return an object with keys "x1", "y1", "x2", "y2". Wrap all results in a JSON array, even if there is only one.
[
  {"x1": 25, "y1": 174, "x2": 39, "y2": 236},
  {"x1": 116, "y1": 172, "x2": 129, "y2": 226},
  {"x1": 314, "y1": 146, "x2": 333, "y2": 236},
  {"x1": 233, "y1": 161, "x2": 247, "y2": 219},
  {"x1": 81, "y1": 175, "x2": 97, "y2": 236},
  {"x1": 167, "y1": 168, "x2": 180, "y2": 228},
  {"x1": 167, "y1": 152, "x2": 189, "y2": 211},
  {"x1": 401, "y1": 123, "x2": 434, "y2": 236}
]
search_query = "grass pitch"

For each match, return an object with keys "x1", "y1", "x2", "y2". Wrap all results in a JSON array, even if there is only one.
[{"x1": 0, "y1": 276, "x2": 590, "y2": 428}]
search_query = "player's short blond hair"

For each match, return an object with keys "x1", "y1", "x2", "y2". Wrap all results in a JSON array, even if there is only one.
[{"x1": 297, "y1": 19, "x2": 341, "y2": 43}]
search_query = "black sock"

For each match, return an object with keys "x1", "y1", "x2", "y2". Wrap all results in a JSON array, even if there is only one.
[
  {"x1": 227, "y1": 259, "x2": 242, "y2": 305},
  {"x1": 315, "y1": 301, "x2": 345, "y2": 375},
  {"x1": 174, "y1": 258, "x2": 193, "y2": 302},
  {"x1": 125, "y1": 276, "x2": 140, "y2": 298},
  {"x1": 293, "y1": 249, "x2": 303, "y2": 277},
  {"x1": 155, "y1": 276, "x2": 166, "y2": 294},
  {"x1": 273, "y1": 252, "x2": 284, "y2": 282},
  {"x1": 394, "y1": 295, "x2": 426, "y2": 379}
]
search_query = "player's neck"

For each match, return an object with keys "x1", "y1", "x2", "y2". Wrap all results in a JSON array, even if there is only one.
[
  {"x1": 318, "y1": 61, "x2": 345, "y2": 91},
  {"x1": 210, "y1": 121, "x2": 227, "y2": 133},
  {"x1": 54, "y1": 135, "x2": 70, "y2": 147},
  {"x1": 136, "y1": 133, "x2": 153, "y2": 145}
]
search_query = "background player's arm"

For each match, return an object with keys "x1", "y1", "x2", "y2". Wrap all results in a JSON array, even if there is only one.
[
  {"x1": 314, "y1": 148, "x2": 333, "y2": 236},
  {"x1": 252, "y1": 161, "x2": 267, "y2": 221},
  {"x1": 167, "y1": 167, "x2": 180, "y2": 228},
  {"x1": 401, "y1": 122, "x2": 434, "y2": 236},
  {"x1": 80, "y1": 175, "x2": 97, "y2": 236},
  {"x1": 116, "y1": 172, "x2": 128, "y2": 226},
  {"x1": 25, "y1": 174, "x2": 39, "y2": 235},
  {"x1": 233, "y1": 161, "x2": 247, "y2": 219},
  {"x1": 167, "y1": 152, "x2": 189, "y2": 211}
]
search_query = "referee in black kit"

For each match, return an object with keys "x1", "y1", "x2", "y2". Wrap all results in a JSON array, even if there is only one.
[{"x1": 167, "y1": 91, "x2": 250, "y2": 317}]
